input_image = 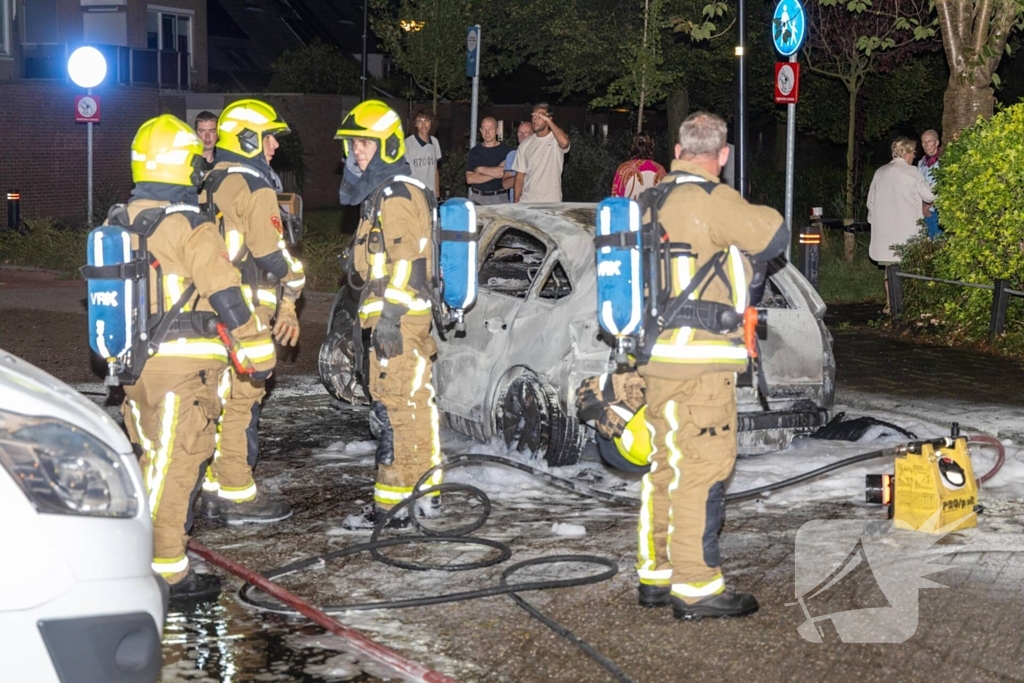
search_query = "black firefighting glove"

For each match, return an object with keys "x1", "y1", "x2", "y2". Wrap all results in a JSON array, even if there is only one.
[{"x1": 371, "y1": 302, "x2": 407, "y2": 360}]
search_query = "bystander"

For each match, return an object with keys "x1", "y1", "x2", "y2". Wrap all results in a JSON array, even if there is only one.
[
  {"x1": 194, "y1": 111, "x2": 218, "y2": 165},
  {"x1": 466, "y1": 117, "x2": 512, "y2": 205},
  {"x1": 502, "y1": 122, "x2": 533, "y2": 202},
  {"x1": 404, "y1": 109, "x2": 442, "y2": 200},
  {"x1": 917, "y1": 129, "x2": 942, "y2": 239},
  {"x1": 611, "y1": 132, "x2": 667, "y2": 199},
  {"x1": 512, "y1": 103, "x2": 570, "y2": 203}
]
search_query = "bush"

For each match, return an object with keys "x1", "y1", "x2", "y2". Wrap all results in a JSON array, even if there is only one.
[
  {"x1": 561, "y1": 129, "x2": 631, "y2": 202},
  {"x1": 0, "y1": 219, "x2": 88, "y2": 278},
  {"x1": 898, "y1": 102, "x2": 1024, "y2": 348}
]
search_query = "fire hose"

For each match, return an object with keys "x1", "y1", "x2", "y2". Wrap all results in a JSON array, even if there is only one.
[{"x1": 192, "y1": 434, "x2": 1005, "y2": 683}]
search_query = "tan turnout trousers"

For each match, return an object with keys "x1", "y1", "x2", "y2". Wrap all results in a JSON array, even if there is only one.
[
  {"x1": 635, "y1": 371, "x2": 738, "y2": 604},
  {"x1": 367, "y1": 317, "x2": 442, "y2": 509},
  {"x1": 123, "y1": 358, "x2": 225, "y2": 584},
  {"x1": 204, "y1": 307, "x2": 273, "y2": 502}
]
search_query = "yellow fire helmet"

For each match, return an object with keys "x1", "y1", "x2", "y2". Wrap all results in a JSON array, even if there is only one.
[
  {"x1": 131, "y1": 114, "x2": 204, "y2": 186},
  {"x1": 216, "y1": 99, "x2": 290, "y2": 159},
  {"x1": 614, "y1": 406, "x2": 653, "y2": 467},
  {"x1": 334, "y1": 100, "x2": 406, "y2": 164}
]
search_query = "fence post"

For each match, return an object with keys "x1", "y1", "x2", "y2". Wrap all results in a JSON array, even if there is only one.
[
  {"x1": 886, "y1": 264, "x2": 903, "y2": 317},
  {"x1": 800, "y1": 213, "x2": 822, "y2": 292},
  {"x1": 843, "y1": 217, "x2": 855, "y2": 263},
  {"x1": 989, "y1": 278, "x2": 1009, "y2": 339}
]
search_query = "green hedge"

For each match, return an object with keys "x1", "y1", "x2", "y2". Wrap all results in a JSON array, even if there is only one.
[{"x1": 896, "y1": 102, "x2": 1024, "y2": 350}]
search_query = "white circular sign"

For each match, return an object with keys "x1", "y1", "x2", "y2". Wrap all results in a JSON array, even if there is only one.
[
  {"x1": 68, "y1": 46, "x2": 107, "y2": 88},
  {"x1": 467, "y1": 30, "x2": 478, "y2": 53},
  {"x1": 77, "y1": 96, "x2": 98, "y2": 118},
  {"x1": 777, "y1": 64, "x2": 796, "y2": 96}
]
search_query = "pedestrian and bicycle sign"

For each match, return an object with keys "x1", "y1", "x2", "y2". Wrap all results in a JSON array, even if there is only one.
[
  {"x1": 772, "y1": 0, "x2": 805, "y2": 56},
  {"x1": 466, "y1": 25, "x2": 480, "y2": 78}
]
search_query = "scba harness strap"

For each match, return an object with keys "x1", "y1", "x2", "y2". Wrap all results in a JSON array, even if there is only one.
[
  {"x1": 200, "y1": 166, "x2": 273, "y2": 304},
  {"x1": 81, "y1": 203, "x2": 213, "y2": 385},
  {"x1": 627, "y1": 172, "x2": 746, "y2": 363}
]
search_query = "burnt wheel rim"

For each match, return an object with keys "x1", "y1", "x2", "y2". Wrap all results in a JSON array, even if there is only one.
[
  {"x1": 500, "y1": 377, "x2": 549, "y2": 454},
  {"x1": 319, "y1": 331, "x2": 368, "y2": 405}
]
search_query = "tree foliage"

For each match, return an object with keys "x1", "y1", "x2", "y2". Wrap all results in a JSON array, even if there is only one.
[
  {"x1": 802, "y1": 0, "x2": 937, "y2": 218},
  {"x1": 897, "y1": 102, "x2": 1024, "y2": 347},
  {"x1": 370, "y1": 0, "x2": 475, "y2": 110},
  {"x1": 267, "y1": 40, "x2": 360, "y2": 94}
]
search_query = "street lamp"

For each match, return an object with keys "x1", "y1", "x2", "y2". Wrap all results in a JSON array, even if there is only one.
[{"x1": 68, "y1": 46, "x2": 107, "y2": 227}]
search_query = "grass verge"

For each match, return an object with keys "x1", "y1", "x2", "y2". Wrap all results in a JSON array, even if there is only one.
[
  {"x1": 815, "y1": 229, "x2": 884, "y2": 304},
  {"x1": 0, "y1": 219, "x2": 88, "y2": 278}
]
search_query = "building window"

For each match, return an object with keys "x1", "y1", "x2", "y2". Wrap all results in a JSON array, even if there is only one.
[{"x1": 146, "y1": 7, "x2": 191, "y2": 64}]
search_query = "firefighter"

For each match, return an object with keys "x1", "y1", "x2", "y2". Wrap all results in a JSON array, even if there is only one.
[
  {"x1": 334, "y1": 100, "x2": 442, "y2": 529},
  {"x1": 199, "y1": 99, "x2": 305, "y2": 524},
  {"x1": 635, "y1": 112, "x2": 787, "y2": 620},
  {"x1": 121, "y1": 114, "x2": 276, "y2": 601}
]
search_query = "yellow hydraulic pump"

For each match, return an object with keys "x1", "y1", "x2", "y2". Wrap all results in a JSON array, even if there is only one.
[{"x1": 866, "y1": 432, "x2": 978, "y2": 533}]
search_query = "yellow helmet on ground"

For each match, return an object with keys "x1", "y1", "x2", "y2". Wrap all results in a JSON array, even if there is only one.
[
  {"x1": 131, "y1": 115, "x2": 203, "y2": 186},
  {"x1": 614, "y1": 406, "x2": 653, "y2": 467},
  {"x1": 334, "y1": 100, "x2": 405, "y2": 164},
  {"x1": 216, "y1": 99, "x2": 290, "y2": 159}
]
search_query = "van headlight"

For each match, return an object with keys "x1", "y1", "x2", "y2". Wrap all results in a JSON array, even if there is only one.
[{"x1": 0, "y1": 409, "x2": 139, "y2": 518}]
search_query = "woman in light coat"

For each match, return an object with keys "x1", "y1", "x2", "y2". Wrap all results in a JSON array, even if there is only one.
[
  {"x1": 867, "y1": 137, "x2": 936, "y2": 264},
  {"x1": 867, "y1": 137, "x2": 936, "y2": 311}
]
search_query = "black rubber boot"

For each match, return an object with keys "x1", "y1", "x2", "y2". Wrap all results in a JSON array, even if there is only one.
[
  {"x1": 197, "y1": 490, "x2": 222, "y2": 518},
  {"x1": 638, "y1": 584, "x2": 671, "y2": 608},
  {"x1": 672, "y1": 590, "x2": 759, "y2": 621},
  {"x1": 341, "y1": 503, "x2": 410, "y2": 531},
  {"x1": 219, "y1": 492, "x2": 292, "y2": 525},
  {"x1": 168, "y1": 570, "x2": 221, "y2": 604}
]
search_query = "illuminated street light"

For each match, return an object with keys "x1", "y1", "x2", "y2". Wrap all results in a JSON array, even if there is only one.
[
  {"x1": 400, "y1": 19, "x2": 425, "y2": 32},
  {"x1": 68, "y1": 46, "x2": 107, "y2": 226},
  {"x1": 67, "y1": 46, "x2": 107, "y2": 89}
]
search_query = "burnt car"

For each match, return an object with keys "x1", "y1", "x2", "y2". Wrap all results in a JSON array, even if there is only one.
[{"x1": 319, "y1": 203, "x2": 834, "y2": 467}]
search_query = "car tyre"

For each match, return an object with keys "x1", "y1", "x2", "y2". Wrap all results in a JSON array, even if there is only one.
[
  {"x1": 496, "y1": 371, "x2": 584, "y2": 467},
  {"x1": 318, "y1": 309, "x2": 369, "y2": 405}
]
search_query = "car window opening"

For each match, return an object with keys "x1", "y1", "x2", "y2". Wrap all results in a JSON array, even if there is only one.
[
  {"x1": 539, "y1": 261, "x2": 573, "y2": 300},
  {"x1": 478, "y1": 227, "x2": 548, "y2": 299}
]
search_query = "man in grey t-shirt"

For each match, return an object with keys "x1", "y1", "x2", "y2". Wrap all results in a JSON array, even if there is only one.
[{"x1": 512, "y1": 103, "x2": 570, "y2": 203}]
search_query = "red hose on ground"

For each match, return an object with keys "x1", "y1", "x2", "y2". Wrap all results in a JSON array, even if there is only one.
[
  {"x1": 969, "y1": 434, "x2": 1006, "y2": 485},
  {"x1": 188, "y1": 540, "x2": 459, "y2": 683}
]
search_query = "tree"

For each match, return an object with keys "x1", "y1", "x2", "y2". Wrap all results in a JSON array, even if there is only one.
[
  {"x1": 802, "y1": 0, "x2": 936, "y2": 219},
  {"x1": 266, "y1": 40, "x2": 360, "y2": 94},
  {"x1": 593, "y1": 0, "x2": 737, "y2": 134},
  {"x1": 935, "y1": 0, "x2": 1024, "y2": 137},
  {"x1": 371, "y1": 0, "x2": 477, "y2": 111}
]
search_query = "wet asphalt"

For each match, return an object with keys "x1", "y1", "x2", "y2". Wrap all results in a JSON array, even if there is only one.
[{"x1": 4, "y1": 271, "x2": 1024, "y2": 682}]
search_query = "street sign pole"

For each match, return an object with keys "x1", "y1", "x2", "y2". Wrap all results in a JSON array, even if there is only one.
[
  {"x1": 784, "y1": 54, "x2": 796, "y2": 261},
  {"x1": 736, "y1": 0, "x2": 748, "y2": 199},
  {"x1": 87, "y1": 87, "x2": 94, "y2": 227},
  {"x1": 467, "y1": 25, "x2": 481, "y2": 149},
  {"x1": 772, "y1": 0, "x2": 805, "y2": 261}
]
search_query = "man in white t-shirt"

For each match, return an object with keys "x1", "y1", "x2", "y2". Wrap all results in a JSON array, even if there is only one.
[
  {"x1": 512, "y1": 102, "x2": 570, "y2": 203},
  {"x1": 404, "y1": 109, "x2": 442, "y2": 199}
]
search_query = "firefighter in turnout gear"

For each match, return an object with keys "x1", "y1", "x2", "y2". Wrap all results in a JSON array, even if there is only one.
[
  {"x1": 335, "y1": 100, "x2": 442, "y2": 529},
  {"x1": 120, "y1": 115, "x2": 276, "y2": 602},
  {"x1": 635, "y1": 112, "x2": 787, "y2": 620},
  {"x1": 200, "y1": 99, "x2": 306, "y2": 524}
]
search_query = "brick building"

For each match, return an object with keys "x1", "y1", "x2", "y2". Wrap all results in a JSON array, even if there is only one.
[{"x1": 0, "y1": 0, "x2": 202, "y2": 221}]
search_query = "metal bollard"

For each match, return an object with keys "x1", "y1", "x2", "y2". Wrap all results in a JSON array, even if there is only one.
[
  {"x1": 6, "y1": 190, "x2": 20, "y2": 232},
  {"x1": 800, "y1": 212, "x2": 822, "y2": 292}
]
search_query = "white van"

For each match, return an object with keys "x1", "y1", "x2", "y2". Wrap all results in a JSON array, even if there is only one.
[{"x1": 0, "y1": 349, "x2": 165, "y2": 683}]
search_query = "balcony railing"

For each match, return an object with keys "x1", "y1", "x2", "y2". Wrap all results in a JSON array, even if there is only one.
[{"x1": 21, "y1": 43, "x2": 190, "y2": 90}]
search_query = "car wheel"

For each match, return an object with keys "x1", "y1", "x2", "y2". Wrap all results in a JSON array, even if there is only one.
[
  {"x1": 318, "y1": 309, "x2": 369, "y2": 405},
  {"x1": 496, "y1": 371, "x2": 585, "y2": 467}
]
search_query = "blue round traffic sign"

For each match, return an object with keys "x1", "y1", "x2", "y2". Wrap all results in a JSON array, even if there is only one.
[{"x1": 772, "y1": 0, "x2": 805, "y2": 56}]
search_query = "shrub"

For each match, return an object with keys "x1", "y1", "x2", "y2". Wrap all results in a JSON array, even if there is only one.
[
  {"x1": 0, "y1": 219, "x2": 88, "y2": 278},
  {"x1": 898, "y1": 102, "x2": 1024, "y2": 347}
]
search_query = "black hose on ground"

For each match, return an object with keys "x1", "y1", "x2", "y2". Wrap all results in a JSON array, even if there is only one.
[{"x1": 240, "y1": 468, "x2": 636, "y2": 683}]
